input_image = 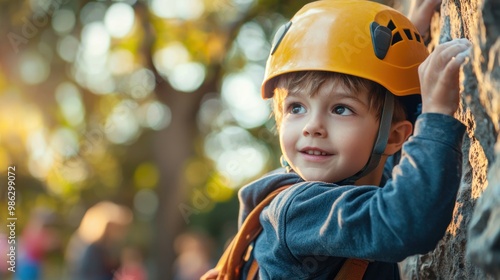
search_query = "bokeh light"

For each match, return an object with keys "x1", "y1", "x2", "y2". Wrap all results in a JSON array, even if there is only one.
[
  {"x1": 80, "y1": 22, "x2": 110, "y2": 57},
  {"x1": 221, "y1": 68, "x2": 270, "y2": 129},
  {"x1": 52, "y1": 9, "x2": 76, "y2": 35},
  {"x1": 0, "y1": 0, "x2": 296, "y2": 277},
  {"x1": 167, "y1": 62, "x2": 206, "y2": 92},
  {"x1": 150, "y1": 0, "x2": 204, "y2": 19},
  {"x1": 236, "y1": 22, "x2": 270, "y2": 62},
  {"x1": 105, "y1": 100, "x2": 141, "y2": 144},
  {"x1": 134, "y1": 189, "x2": 159, "y2": 219},
  {"x1": 204, "y1": 126, "x2": 269, "y2": 187},
  {"x1": 80, "y1": 2, "x2": 107, "y2": 25},
  {"x1": 153, "y1": 42, "x2": 190, "y2": 76},
  {"x1": 127, "y1": 68, "x2": 156, "y2": 99},
  {"x1": 50, "y1": 127, "x2": 79, "y2": 158},
  {"x1": 104, "y1": 3, "x2": 135, "y2": 38},
  {"x1": 108, "y1": 49, "x2": 135, "y2": 76},
  {"x1": 55, "y1": 82, "x2": 85, "y2": 127},
  {"x1": 19, "y1": 51, "x2": 50, "y2": 84},
  {"x1": 134, "y1": 162, "x2": 160, "y2": 189},
  {"x1": 137, "y1": 101, "x2": 172, "y2": 131},
  {"x1": 57, "y1": 35, "x2": 79, "y2": 62}
]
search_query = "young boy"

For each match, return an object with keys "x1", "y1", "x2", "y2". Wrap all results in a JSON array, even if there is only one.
[{"x1": 203, "y1": 0, "x2": 471, "y2": 279}]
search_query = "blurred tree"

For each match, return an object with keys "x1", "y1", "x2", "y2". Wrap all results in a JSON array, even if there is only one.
[{"x1": 0, "y1": 0, "x2": 313, "y2": 278}]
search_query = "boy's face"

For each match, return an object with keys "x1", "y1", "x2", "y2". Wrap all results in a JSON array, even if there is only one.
[{"x1": 279, "y1": 80, "x2": 379, "y2": 183}]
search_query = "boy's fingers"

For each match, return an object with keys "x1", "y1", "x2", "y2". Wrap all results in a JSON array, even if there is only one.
[
  {"x1": 438, "y1": 43, "x2": 471, "y2": 66},
  {"x1": 435, "y1": 38, "x2": 470, "y2": 48},
  {"x1": 428, "y1": 39, "x2": 471, "y2": 70},
  {"x1": 418, "y1": 39, "x2": 471, "y2": 96},
  {"x1": 436, "y1": 48, "x2": 470, "y2": 93},
  {"x1": 454, "y1": 48, "x2": 472, "y2": 64}
]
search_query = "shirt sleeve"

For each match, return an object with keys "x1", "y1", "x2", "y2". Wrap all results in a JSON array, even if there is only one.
[{"x1": 265, "y1": 113, "x2": 466, "y2": 263}]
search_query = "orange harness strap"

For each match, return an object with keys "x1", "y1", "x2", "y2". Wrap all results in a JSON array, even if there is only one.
[
  {"x1": 246, "y1": 258, "x2": 259, "y2": 280},
  {"x1": 244, "y1": 258, "x2": 369, "y2": 280},
  {"x1": 215, "y1": 185, "x2": 290, "y2": 280},
  {"x1": 333, "y1": 258, "x2": 369, "y2": 280},
  {"x1": 214, "y1": 184, "x2": 369, "y2": 280}
]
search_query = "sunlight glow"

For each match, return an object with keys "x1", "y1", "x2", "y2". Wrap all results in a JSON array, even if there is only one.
[
  {"x1": 237, "y1": 22, "x2": 270, "y2": 61},
  {"x1": 20, "y1": 52, "x2": 50, "y2": 85},
  {"x1": 221, "y1": 70, "x2": 270, "y2": 128},
  {"x1": 52, "y1": 9, "x2": 76, "y2": 35},
  {"x1": 80, "y1": 2, "x2": 107, "y2": 25},
  {"x1": 150, "y1": 0, "x2": 204, "y2": 19},
  {"x1": 153, "y1": 43, "x2": 206, "y2": 92},
  {"x1": 204, "y1": 126, "x2": 269, "y2": 187},
  {"x1": 153, "y1": 42, "x2": 190, "y2": 75},
  {"x1": 105, "y1": 100, "x2": 140, "y2": 144},
  {"x1": 138, "y1": 101, "x2": 171, "y2": 130},
  {"x1": 57, "y1": 35, "x2": 79, "y2": 62},
  {"x1": 109, "y1": 49, "x2": 135, "y2": 75},
  {"x1": 104, "y1": 3, "x2": 135, "y2": 38},
  {"x1": 86, "y1": 70, "x2": 116, "y2": 95},
  {"x1": 50, "y1": 127, "x2": 79, "y2": 158},
  {"x1": 55, "y1": 82, "x2": 85, "y2": 127},
  {"x1": 128, "y1": 69, "x2": 156, "y2": 99},
  {"x1": 81, "y1": 22, "x2": 110, "y2": 56},
  {"x1": 168, "y1": 62, "x2": 206, "y2": 92},
  {"x1": 197, "y1": 97, "x2": 225, "y2": 131},
  {"x1": 27, "y1": 129, "x2": 53, "y2": 179}
]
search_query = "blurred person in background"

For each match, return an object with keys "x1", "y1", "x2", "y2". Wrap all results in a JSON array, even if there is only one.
[
  {"x1": 64, "y1": 201, "x2": 133, "y2": 280},
  {"x1": 15, "y1": 208, "x2": 61, "y2": 280},
  {"x1": 113, "y1": 245, "x2": 148, "y2": 280},
  {"x1": 173, "y1": 230, "x2": 215, "y2": 280}
]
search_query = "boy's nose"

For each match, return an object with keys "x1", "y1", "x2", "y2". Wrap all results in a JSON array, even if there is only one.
[{"x1": 302, "y1": 117, "x2": 327, "y2": 137}]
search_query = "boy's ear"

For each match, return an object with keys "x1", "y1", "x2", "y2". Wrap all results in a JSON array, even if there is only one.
[{"x1": 384, "y1": 120, "x2": 413, "y2": 155}]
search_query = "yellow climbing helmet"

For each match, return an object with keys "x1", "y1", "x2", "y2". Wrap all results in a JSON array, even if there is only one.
[{"x1": 262, "y1": 0, "x2": 429, "y2": 99}]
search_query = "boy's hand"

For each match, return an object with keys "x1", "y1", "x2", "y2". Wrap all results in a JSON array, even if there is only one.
[
  {"x1": 418, "y1": 38, "x2": 472, "y2": 116},
  {"x1": 409, "y1": 0, "x2": 441, "y2": 37}
]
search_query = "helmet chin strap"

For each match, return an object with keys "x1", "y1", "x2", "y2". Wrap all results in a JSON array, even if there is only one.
[{"x1": 336, "y1": 91, "x2": 394, "y2": 185}]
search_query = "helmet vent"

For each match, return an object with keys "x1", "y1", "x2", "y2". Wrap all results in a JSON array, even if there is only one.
[
  {"x1": 403, "y1": 29, "x2": 413, "y2": 40},
  {"x1": 414, "y1": 32, "x2": 422, "y2": 42},
  {"x1": 387, "y1": 20, "x2": 396, "y2": 31},
  {"x1": 391, "y1": 32, "x2": 403, "y2": 45}
]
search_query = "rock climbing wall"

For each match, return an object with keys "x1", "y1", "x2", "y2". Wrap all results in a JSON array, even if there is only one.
[{"x1": 399, "y1": 0, "x2": 500, "y2": 278}]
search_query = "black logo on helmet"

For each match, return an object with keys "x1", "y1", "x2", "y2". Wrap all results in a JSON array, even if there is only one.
[
  {"x1": 370, "y1": 22, "x2": 392, "y2": 59},
  {"x1": 271, "y1": 21, "x2": 292, "y2": 55},
  {"x1": 370, "y1": 20, "x2": 424, "y2": 60}
]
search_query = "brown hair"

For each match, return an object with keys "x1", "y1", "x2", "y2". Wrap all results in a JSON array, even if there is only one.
[{"x1": 271, "y1": 71, "x2": 407, "y2": 129}]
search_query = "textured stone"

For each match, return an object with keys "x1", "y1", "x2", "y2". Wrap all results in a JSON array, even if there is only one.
[
  {"x1": 399, "y1": 0, "x2": 499, "y2": 278},
  {"x1": 467, "y1": 143, "x2": 500, "y2": 278}
]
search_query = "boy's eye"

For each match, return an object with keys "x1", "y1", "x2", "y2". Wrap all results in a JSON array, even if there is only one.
[
  {"x1": 333, "y1": 105, "x2": 353, "y2": 116},
  {"x1": 290, "y1": 103, "x2": 306, "y2": 114}
]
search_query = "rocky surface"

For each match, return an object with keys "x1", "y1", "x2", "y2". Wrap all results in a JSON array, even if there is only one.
[{"x1": 399, "y1": 0, "x2": 499, "y2": 278}]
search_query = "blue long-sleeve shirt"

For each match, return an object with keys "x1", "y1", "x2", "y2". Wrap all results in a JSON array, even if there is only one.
[{"x1": 238, "y1": 113, "x2": 466, "y2": 279}]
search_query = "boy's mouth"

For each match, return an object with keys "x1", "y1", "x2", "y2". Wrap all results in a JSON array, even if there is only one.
[{"x1": 300, "y1": 147, "x2": 332, "y2": 156}]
